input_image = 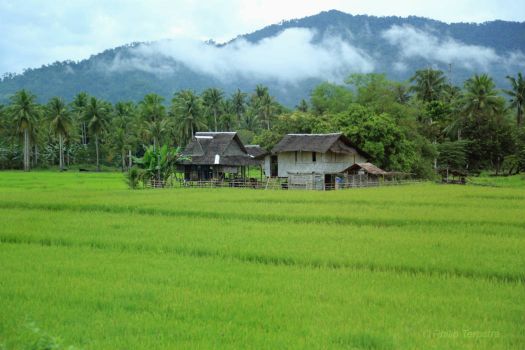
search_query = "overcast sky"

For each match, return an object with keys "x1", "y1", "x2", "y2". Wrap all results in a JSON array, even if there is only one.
[{"x1": 1, "y1": 0, "x2": 524, "y2": 75}]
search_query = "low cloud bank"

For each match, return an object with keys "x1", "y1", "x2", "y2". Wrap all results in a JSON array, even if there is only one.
[
  {"x1": 101, "y1": 25, "x2": 524, "y2": 83},
  {"x1": 104, "y1": 28, "x2": 375, "y2": 83},
  {"x1": 382, "y1": 24, "x2": 524, "y2": 71}
]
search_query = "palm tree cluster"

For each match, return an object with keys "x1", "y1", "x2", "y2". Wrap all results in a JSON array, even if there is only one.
[
  {"x1": 0, "y1": 71, "x2": 523, "y2": 174},
  {"x1": 0, "y1": 86, "x2": 282, "y2": 171},
  {"x1": 410, "y1": 69, "x2": 524, "y2": 173}
]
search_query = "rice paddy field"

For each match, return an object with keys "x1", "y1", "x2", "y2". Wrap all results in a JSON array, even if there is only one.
[{"x1": 0, "y1": 171, "x2": 524, "y2": 349}]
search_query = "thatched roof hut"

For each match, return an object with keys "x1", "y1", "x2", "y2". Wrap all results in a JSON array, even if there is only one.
[
  {"x1": 180, "y1": 132, "x2": 260, "y2": 167},
  {"x1": 179, "y1": 132, "x2": 262, "y2": 181},
  {"x1": 245, "y1": 145, "x2": 268, "y2": 159},
  {"x1": 271, "y1": 133, "x2": 368, "y2": 157}
]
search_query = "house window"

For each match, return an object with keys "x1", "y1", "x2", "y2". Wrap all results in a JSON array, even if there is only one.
[
  {"x1": 295, "y1": 151, "x2": 298, "y2": 163},
  {"x1": 312, "y1": 152, "x2": 316, "y2": 162}
]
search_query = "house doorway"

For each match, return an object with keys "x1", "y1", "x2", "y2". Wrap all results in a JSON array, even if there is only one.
[
  {"x1": 270, "y1": 155, "x2": 278, "y2": 177},
  {"x1": 324, "y1": 174, "x2": 336, "y2": 190}
]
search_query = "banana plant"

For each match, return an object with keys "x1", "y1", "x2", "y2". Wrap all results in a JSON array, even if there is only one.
[{"x1": 131, "y1": 144, "x2": 189, "y2": 188}]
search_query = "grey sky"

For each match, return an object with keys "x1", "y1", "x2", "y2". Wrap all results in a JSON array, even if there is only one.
[{"x1": 0, "y1": 0, "x2": 523, "y2": 75}]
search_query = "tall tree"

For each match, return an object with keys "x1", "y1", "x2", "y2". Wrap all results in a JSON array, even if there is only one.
[
  {"x1": 47, "y1": 97, "x2": 72, "y2": 171},
  {"x1": 504, "y1": 72, "x2": 525, "y2": 127},
  {"x1": 232, "y1": 89, "x2": 246, "y2": 121},
  {"x1": 202, "y1": 88, "x2": 223, "y2": 132},
  {"x1": 460, "y1": 74, "x2": 509, "y2": 171},
  {"x1": 462, "y1": 74, "x2": 504, "y2": 119},
  {"x1": 250, "y1": 85, "x2": 274, "y2": 130},
  {"x1": 139, "y1": 94, "x2": 167, "y2": 150},
  {"x1": 310, "y1": 82, "x2": 353, "y2": 115},
  {"x1": 112, "y1": 102, "x2": 137, "y2": 171},
  {"x1": 172, "y1": 90, "x2": 205, "y2": 145},
  {"x1": 260, "y1": 93, "x2": 274, "y2": 130},
  {"x1": 410, "y1": 69, "x2": 446, "y2": 103},
  {"x1": 71, "y1": 92, "x2": 89, "y2": 146},
  {"x1": 296, "y1": 99, "x2": 309, "y2": 112},
  {"x1": 8, "y1": 89, "x2": 40, "y2": 171},
  {"x1": 84, "y1": 97, "x2": 109, "y2": 171}
]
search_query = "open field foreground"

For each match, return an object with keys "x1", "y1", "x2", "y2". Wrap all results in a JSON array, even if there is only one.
[{"x1": 0, "y1": 172, "x2": 524, "y2": 349}]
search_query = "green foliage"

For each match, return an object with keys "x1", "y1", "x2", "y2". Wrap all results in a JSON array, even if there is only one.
[
  {"x1": 437, "y1": 140, "x2": 470, "y2": 172},
  {"x1": 125, "y1": 166, "x2": 142, "y2": 189},
  {"x1": 0, "y1": 70, "x2": 523, "y2": 177},
  {"x1": 315, "y1": 104, "x2": 417, "y2": 171},
  {"x1": 410, "y1": 69, "x2": 447, "y2": 103},
  {"x1": 310, "y1": 82, "x2": 353, "y2": 115},
  {"x1": 132, "y1": 144, "x2": 186, "y2": 186},
  {"x1": 171, "y1": 90, "x2": 205, "y2": 145},
  {"x1": 503, "y1": 72, "x2": 525, "y2": 127}
]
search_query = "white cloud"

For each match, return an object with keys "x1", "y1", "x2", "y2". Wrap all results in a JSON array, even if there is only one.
[
  {"x1": 0, "y1": 0, "x2": 523, "y2": 75},
  {"x1": 104, "y1": 28, "x2": 375, "y2": 83},
  {"x1": 381, "y1": 25, "x2": 503, "y2": 70}
]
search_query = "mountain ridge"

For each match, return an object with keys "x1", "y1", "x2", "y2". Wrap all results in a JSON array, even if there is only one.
[{"x1": 1, "y1": 10, "x2": 524, "y2": 106}]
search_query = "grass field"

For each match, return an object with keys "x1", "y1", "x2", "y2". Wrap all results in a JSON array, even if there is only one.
[{"x1": 0, "y1": 172, "x2": 524, "y2": 349}]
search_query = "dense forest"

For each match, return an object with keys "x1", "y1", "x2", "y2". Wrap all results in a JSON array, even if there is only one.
[
  {"x1": 1, "y1": 10, "x2": 523, "y2": 106},
  {"x1": 1, "y1": 69, "x2": 524, "y2": 178}
]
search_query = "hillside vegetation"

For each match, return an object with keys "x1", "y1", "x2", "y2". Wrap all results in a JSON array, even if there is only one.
[{"x1": 1, "y1": 10, "x2": 524, "y2": 105}]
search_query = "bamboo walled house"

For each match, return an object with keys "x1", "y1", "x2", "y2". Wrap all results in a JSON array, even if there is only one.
[{"x1": 264, "y1": 133, "x2": 384, "y2": 189}]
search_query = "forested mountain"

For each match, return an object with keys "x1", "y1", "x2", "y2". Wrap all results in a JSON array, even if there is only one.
[{"x1": 1, "y1": 10, "x2": 524, "y2": 106}]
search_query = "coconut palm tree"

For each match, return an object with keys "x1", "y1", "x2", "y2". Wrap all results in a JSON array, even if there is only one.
[
  {"x1": 260, "y1": 93, "x2": 274, "y2": 130},
  {"x1": 111, "y1": 102, "x2": 137, "y2": 171},
  {"x1": 410, "y1": 68, "x2": 446, "y2": 103},
  {"x1": 254, "y1": 84, "x2": 269, "y2": 100},
  {"x1": 139, "y1": 94, "x2": 167, "y2": 150},
  {"x1": 232, "y1": 89, "x2": 246, "y2": 121},
  {"x1": 71, "y1": 92, "x2": 89, "y2": 146},
  {"x1": 202, "y1": 88, "x2": 223, "y2": 132},
  {"x1": 240, "y1": 112, "x2": 260, "y2": 132},
  {"x1": 172, "y1": 90, "x2": 205, "y2": 145},
  {"x1": 84, "y1": 97, "x2": 109, "y2": 171},
  {"x1": 47, "y1": 97, "x2": 72, "y2": 171},
  {"x1": 461, "y1": 74, "x2": 504, "y2": 120},
  {"x1": 296, "y1": 99, "x2": 309, "y2": 112},
  {"x1": 249, "y1": 85, "x2": 273, "y2": 130},
  {"x1": 504, "y1": 72, "x2": 525, "y2": 127},
  {"x1": 8, "y1": 89, "x2": 40, "y2": 171}
]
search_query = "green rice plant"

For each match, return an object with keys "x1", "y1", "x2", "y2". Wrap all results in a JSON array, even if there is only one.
[{"x1": 0, "y1": 171, "x2": 523, "y2": 349}]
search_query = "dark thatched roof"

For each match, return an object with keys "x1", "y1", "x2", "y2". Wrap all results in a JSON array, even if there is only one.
[
  {"x1": 271, "y1": 133, "x2": 369, "y2": 158},
  {"x1": 180, "y1": 132, "x2": 261, "y2": 166},
  {"x1": 344, "y1": 163, "x2": 387, "y2": 175},
  {"x1": 245, "y1": 145, "x2": 268, "y2": 159}
]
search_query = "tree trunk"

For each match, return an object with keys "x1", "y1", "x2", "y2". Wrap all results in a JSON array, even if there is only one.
[
  {"x1": 82, "y1": 122, "x2": 88, "y2": 146},
  {"x1": 80, "y1": 122, "x2": 85, "y2": 145},
  {"x1": 23, "y1": 129, "x2": 30, "y2": 171},
  {"x1": 95, "y1": 134, "x2": 100, "y2": 172},
  {"x1": 214, "y1": 111, "x2": 217, "y2": 132},
  {"x1": 59, "y1": 133, "x2": 64, "y2": 171},
  {"x1": 128, "y1": 150, "x2": 132, "y2": 168},
  {"x1": 34, "y1": 144, "x2": 38, "y2": 167},
  {"x1": 121, "y1": 150, "x2": 126, "y2": 172}
]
